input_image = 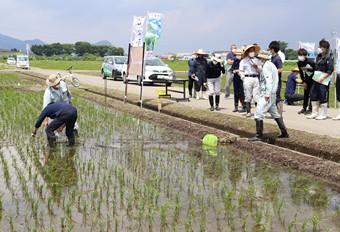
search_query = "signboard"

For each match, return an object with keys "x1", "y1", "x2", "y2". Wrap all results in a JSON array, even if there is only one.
[
  {"x1": 131, "y1": 16, "x2": 145, "y2": 47},
  {"x1": 145, "y1": 12, "x2": 163, "y2": 52},
  {"x1": 299, "y1": 42, "x2": 316, "y2": 59},
  {"x1": 127, "y1": 45, "x2": 144, "y2": 76}
]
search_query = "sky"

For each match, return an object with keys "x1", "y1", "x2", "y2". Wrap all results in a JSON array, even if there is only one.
[{"x1": 1, "y1": 0, "x2": 340, "y2": 54}]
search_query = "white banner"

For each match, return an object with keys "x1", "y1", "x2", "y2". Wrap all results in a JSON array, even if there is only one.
[
  {"x1": 131, "y1": 16, "x2": 145, "y2": 47},
  {"x1": 336, "y1": 38, "x2": 340, "y2": 73},
  {"x1": 299, "y1": 41, "x2": 316, "y2": 59}
]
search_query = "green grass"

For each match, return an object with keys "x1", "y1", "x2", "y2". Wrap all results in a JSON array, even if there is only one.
[{"x1": 30, "y1": 60, "x2": 102, "y2": 70}]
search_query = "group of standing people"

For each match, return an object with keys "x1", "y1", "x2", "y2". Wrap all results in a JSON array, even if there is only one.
[{"x1": 188, "y1": 41, "x2": 289, "y2": 140}]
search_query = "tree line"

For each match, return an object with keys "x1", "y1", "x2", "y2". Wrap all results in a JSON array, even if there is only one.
[{"x1": 31, "y1": 42, "x2": 124, "y2": 57}]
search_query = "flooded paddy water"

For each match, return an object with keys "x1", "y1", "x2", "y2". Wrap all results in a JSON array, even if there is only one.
[{"x1": 0, "y1": 73, "x2": 340, "y2": 231}]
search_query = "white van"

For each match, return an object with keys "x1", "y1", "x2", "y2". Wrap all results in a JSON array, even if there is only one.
[{"x1": 16, "y1": 55, "x2": 29, "y2": 69}]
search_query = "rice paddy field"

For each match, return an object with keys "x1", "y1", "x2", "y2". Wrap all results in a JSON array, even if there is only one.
[{"x1": 0, "y1": 73, "x2": 340, "y2": 231}]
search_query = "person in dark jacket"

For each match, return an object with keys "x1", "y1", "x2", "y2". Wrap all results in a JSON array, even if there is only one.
[
  {"x1": 307, "y1": 39, "x2": 334, "y2": 120},
  {"x1": 297, "y1": 48, "x2": 315, "y2": 114},
  {"x1": 192, "y1": 49, "x2": 209, "y2": 100},
  {"x1": 334, "y1": 73, "x2": 340, "y2": 120},
  {"x1": 32, "y1": 102, "x2": 78, "y2": 146},
  {"x1": 268, "y1": 41, "x2": 284, "y2": 115},
  {"x1": 187, "y1": 55, "x2": 196, "y2": 98},
  {"x1": 284, "y1": 68, "x2": 304, "y2": 105},
  {"x1": 206, "y1": 54, "x2": 225, "y2": 111},
  {"x1": 230, "y1": 48, "x2": 246, "y2": 112}
]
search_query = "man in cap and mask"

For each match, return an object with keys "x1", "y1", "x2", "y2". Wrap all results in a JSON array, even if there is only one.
[{"x1": 249, "y1": 51, "x2": 289, "y2": 141}]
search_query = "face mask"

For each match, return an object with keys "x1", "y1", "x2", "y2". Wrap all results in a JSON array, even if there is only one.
[
  {"x1": 298, "y1": 56, "x2": 305, "y2": 62},
  {"x1": 212, "y1": 60, "x2": 218, "y2": 65},
  {"x1": 249, "y1": 52, "x2": 255, "y2": 58},
  {"x1": 317, "y1": 48, "x2": 324, "y2": 54},
  {"x1": 236, "y1": 55, "x2": 242, "y2": 60}
]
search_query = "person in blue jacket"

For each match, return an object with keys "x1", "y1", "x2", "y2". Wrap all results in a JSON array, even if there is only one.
[{"x1": 32, "y1": 102, "x2": 77, "y2": 146}]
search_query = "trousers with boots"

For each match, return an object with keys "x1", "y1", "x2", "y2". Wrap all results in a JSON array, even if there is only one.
[
  {"x1": 249, "y1": 119, "x2": 263, "y2": 141},
  {"x1": 215, "y1": 95, "x2": 220, "y2": 107},
  {"x1": 209, "y1": 95, "x2": 214, "y2": 107},
  {"x1": 246, "y1": 102, "x2": 251, "y2": 113},
  {"x1": 274, "y1": 117, "x2": 289, "y2": 138}
]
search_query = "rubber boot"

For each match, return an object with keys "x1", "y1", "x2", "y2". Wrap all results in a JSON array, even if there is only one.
[
  {"x1": 333, "y1": 108, "x2": 340, "y2": 120},
  {"x1": 248, "y1": 119, "x2": 263, "y2": 141},
  {"x1": 209, "y1": 95, "x2": 214, "y2": 111},
  {"x1": 196, "y1": 90, "x2": 200, "y2": 100},
  {"x1": 315, "y1": 103, "x2": 328, "y2": 120},
  {"x1": 233, "y1": 98, "x2": 239, "y2": 112},
  {"x1": 202, "y1": 91, "x2": 208, "y2": 100},
  {"x1": 47, "y1": 136, "x2": 57, "y2": 147},
  {"x1": 274, "y1": 117, "x2": 289, "y2": 138},
  {"x1": 246, "y1": 102, "x2": 252, "y2": 117},
  {"x1": 68, "y1": 136, "x2": 75, "y2": 146},
  {"x1": 215, "y1": 95, "x2": 220, "y2": 111},
  {"x1": 240, "y1": 98, "x2": 246, "y2": 113},
  {"x1": 306, "y1": 101, "x2": 320, "y2": 119}
]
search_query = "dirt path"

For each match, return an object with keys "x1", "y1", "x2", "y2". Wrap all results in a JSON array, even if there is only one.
[{"x1": 28, "y1": 67, "x2": 340, "y2": 138}]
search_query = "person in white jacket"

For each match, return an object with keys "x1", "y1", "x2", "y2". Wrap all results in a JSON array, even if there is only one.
[{"x1": 249, "y1": 51, "x2": 289, "y2": 141}]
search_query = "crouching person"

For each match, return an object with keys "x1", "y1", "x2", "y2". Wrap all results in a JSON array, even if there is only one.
[
  {"x1": 32, "y1": 102, "x2": 78, "y2": 146},
  {"x1": 249, "y1": 51, "x2": 289, "y2": 141}
]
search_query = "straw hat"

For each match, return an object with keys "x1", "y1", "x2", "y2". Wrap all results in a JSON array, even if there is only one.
[
  {"x1": 46, "y1": 73, "x2": 61, "y2": 87},
  {"x1": 257, "y1": 50, "x2": 271, "y2": 60},
  {"x1": 243, "y1": 44, "x2": 261, "y2": 57},
  {"x1": 292, "y1": 67, "x2": 300, "y2": 72},
  {"x1": 234, "y1": 48, "x2": 244, "y2": 56},
  {"x1": 193, "y1": 49, "x2": 208, "y2": 56}
]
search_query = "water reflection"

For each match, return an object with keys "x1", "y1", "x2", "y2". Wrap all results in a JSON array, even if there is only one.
[{"x1": 42, "y1": 146, "x2": 78, "y2": 200}]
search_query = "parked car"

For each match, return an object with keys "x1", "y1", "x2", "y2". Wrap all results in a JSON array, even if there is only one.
[
  {"x1": 16, "y1": 55, "x2": 29, "y2": 69},
  {"x1": 7, "y1": 57, "x2": 16, "y2": 65},
  {"x1": 122, "y1": 56, "x2": 176, "y2": 85},
  {"x1": 101, "y1": 56, "x2": 128, "y2": 80}
]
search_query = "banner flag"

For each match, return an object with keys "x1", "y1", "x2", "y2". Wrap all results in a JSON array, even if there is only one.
[
  {"x1": 131, "y1": 16, "x2": 145, "y2": 47},
  {"x1": 299, "y1": 42, "x2": 316, "y2": 59},
  {"x1": 145, "y1": 12, "x2": 163, "y2": 52},
  {"x1": 336, "y1": 38, "x2": 340, "y2": 73}
]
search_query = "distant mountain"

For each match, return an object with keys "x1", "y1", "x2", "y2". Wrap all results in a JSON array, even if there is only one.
[
  {"x1": 0, "y1": 33, "x2": 45, "y2": 51},
  {"x1": 95, "y1": 40, "x2": 113, "y2": 46}
]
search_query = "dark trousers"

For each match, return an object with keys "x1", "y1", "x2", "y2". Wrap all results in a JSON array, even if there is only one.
[
  {"x1": 276, "y1": 74, "x2": 282, "y2": 103},
  {"x1": 188, "y1": 76, "x2": 195, "y2": 96},
  {"x1": 285, "y1": 93, "x2": 304, "y2": 105},
  {"x1": 310, "y1": 81, "x2": 329, "y2": 104},
  {"x1": 195, "y1": 77, "x2": 206, "y2": 92},
  {"x1": 233, "y1": 75, "x2": 245, "y2": 106},
  {"x1": 336, "y1": 74, "x2": 340, "y2": 102},
  {"x1": 303, "y1": 80, "x2": 313, "y2": 110},
  {"x1": 45, "y1": 108, "x2": 78, "y2": 143}
]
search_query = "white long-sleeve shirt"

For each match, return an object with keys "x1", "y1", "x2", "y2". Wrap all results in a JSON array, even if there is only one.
[
  {"x1": 259, "y1": 61, "x2": 279, "y2": 98},
  {"x1": 239, "y1": 57, "x2": 261, "y2": 76}
]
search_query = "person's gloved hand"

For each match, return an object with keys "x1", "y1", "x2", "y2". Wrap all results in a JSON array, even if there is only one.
[{"x1": 203, "y1": 82, "x2": 208, "y2": 88}]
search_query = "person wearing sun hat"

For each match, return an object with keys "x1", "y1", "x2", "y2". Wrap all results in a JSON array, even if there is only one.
[
  {"x1": 249, "y1": 50, "x2": 289, "y2": 141},
  {"x1": 239, "y1": 44, "x2": 262, "y2": 117},
  {"x1": 230, "y1": 48, "x2": 246, "y2": 112},
  {"x1": 43, "y1": 73, "x2": 79, "y2": 136},
  {"x1": 192, "y1": 49, "x2": 209, "y2": 100},
  {"x1": 206, "y1": 53, "x2": 225, "y2": 111},
  {"x1": 284, "y1": 67, "x2": 304, "y2": 105}
]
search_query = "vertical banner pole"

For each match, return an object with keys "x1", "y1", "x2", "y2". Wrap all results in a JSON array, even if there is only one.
[
  {"x1": 140, "y1": 42, "x2": 146, "y2": 108},
  {"x1": 125, "y1": 43, "x2": 131, "y2": 104},
  {"x1": 104, "y1": 77, "x2": 107, "y2": 108}
]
